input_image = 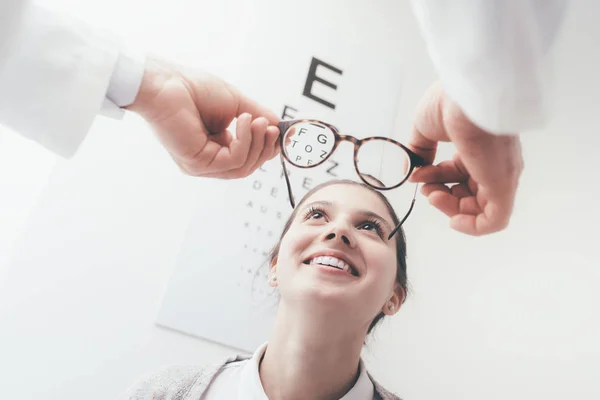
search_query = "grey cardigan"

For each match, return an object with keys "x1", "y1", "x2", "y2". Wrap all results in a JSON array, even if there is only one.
[{"x1": 121, "y1": 354, "x2": 401, "y2": 400}]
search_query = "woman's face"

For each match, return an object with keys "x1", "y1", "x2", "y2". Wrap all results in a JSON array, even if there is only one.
[{"x1": 272, "y1": 183, "x2": 403, "y2": 332}]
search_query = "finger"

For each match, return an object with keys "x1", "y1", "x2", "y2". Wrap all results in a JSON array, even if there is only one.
[
  {"x1": 427, "y1": 191, "x2": 458, "y2": 217},
  {"x1": 427, "y1": 191, "x2": 482, "y2": 218},
  {"x1": 210, "y1": 129, "x2": 234, "y2": 147},
  {"x1": 450, "y1": 183, "x2": 472, "y2": 198},
  {"x1": 407, "y1": 82, "x2": 451, "y2": 164},
  {"x1": 450, "y1": 215, "x2": 481, "y2": 236},
  {"x1": 201, "y1": 117, "x2": 272, "y2": 179},
  {"x1": 231, "y1": 113, "x2": 256, "y2": 169},
  {"x1": 407, "y1": 130, "x2": 437, "y2": 165},
  {"x1": 262, "y1": 125, "x2": 282, "y2": 162},
  {"x1": 409, "y1": 160, "x2": 468, "y2": 184},
  {"x1": 242, "y1": 117, "x2": 269, "y2": 174},
  {"x1": 198, "y1": 172, "x2": 237, "y2": 180},
  {"x1": 201, "y1": 113, "x2": 253, "y2": 174},
  {"x1": 421, "y1": 183, "x2": 450, "y2": 196},
  {"x1": 467, "y1": 177, "x2": 479, "y2": 197},
  {"x1": 450, "y1": 203, "x2": 510, "y2": 236},
  {"x1": 177, "y1": 135, "x2": 221, "y2": 175},
  {"x1": 201, "y1": 122, "x2": 279, "y2": 179},
  {"x1": 457, "y1": 196, "x2": 482, "y2": 215},
  {"x1": 249, "y1": 124, "x2": 279, "y2": 173}
]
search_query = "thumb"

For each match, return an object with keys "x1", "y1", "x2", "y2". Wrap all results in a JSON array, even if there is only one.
[{"x1": 407, "y1": 81, "x2": 453, "y2": 165}]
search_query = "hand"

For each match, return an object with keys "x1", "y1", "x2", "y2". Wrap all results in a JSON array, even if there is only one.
[
  {"x1": 407, "y1": 82, "x2": 524, "y2": 236},
  {"x1": 126, "y1": 57, "x2": 280, "y2": 179}
]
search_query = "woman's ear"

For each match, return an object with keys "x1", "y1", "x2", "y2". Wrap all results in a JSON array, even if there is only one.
[
  {"x1": 268, "y1": 256, "x2": 278, "y2": 287},
  {"x1": 382, "y1": 283, "x2": 405, "y2": 316}
]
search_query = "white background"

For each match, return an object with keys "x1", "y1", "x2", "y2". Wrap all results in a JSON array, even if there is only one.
[{"x1": 0, "y1": 1, "x2": 599, "y2": 399}]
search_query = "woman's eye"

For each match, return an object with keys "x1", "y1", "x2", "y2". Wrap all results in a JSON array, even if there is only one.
[
  {"x1": 360, "y1": 222, "x2": 377, "y2": 231},
  {"x1": 310, "y1": 211, "x2": 324, "y2": 219},
  {"x1": 359, "y1": 221, "x2": 383, "y2": 236},
  {"x1": 302, "y1": 207, "x2": 328, "y2": 222}
]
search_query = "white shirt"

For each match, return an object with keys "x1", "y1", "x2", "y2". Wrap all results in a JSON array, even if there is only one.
[
  {"x1": 201, "y1": 343, "x2": 375, "y2": 400},
  {"x1": 0, "y1": 0, "x2": 568, "y2": 158}
]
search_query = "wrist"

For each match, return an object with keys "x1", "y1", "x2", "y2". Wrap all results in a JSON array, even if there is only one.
[{"x1": 125, "y1": 57, "x2": 173, "y2": 118}]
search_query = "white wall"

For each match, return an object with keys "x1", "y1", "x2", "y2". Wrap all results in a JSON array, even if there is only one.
[{"x1": 0, "y1": 1, "x2": 599, "y2": 399}]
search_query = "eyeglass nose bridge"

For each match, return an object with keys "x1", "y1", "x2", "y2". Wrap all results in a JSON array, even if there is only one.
[{"x1": 336, "y1": 133, "x2": 361, "y2": 149}]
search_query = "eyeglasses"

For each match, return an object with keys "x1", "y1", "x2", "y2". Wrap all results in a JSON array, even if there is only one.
[{"x1": 278, "y1": 119, "x2": 425, "y2": 240}]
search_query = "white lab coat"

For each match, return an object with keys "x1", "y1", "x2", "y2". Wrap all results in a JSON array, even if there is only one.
[
  {"x1": 0, "y1": 0, "x2": 121, "y2": 158},
  {"x1": 410, "y1": 0, "x2": 567, "y2": 134},
  {"x1": 0, "y1": 0, "x2": 567, "y2": 159}
]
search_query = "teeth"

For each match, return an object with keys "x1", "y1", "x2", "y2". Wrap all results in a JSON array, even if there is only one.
[
  {"x1": 339, "y1": 261, "x2": 349, "y2": 273},
  {"x1": 309, "y1": 256, "x2": 353, "y2": 275}
]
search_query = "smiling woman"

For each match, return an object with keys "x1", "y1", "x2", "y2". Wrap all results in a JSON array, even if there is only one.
[
  {"x1": 123, "y1": 179, "x2": 409, "y2": 400},
  {"x1": 267, "y1": 180, "x2": 409, "y2": 336}
]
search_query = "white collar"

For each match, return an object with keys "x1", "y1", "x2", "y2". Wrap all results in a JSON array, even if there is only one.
[{"x1": 238, "y1": 342, "x2": 374, "y2": 400}]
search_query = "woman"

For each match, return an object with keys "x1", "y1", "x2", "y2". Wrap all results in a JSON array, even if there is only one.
[{"x1": 123, "y1": 179, "x2": 409, "y2": 400}]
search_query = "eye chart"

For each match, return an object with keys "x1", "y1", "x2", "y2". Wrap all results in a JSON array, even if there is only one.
[{"x1": 156, "y1": 15, "x2": 405, "y2": 353}]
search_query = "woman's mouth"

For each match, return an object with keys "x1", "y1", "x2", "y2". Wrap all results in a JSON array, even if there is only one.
[{"x1": 303, "y1": 255, "x2": 358, "y2": 276}]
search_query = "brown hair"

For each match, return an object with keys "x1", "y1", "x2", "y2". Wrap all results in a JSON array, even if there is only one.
[{"x1": 267, "y1": 179, "x2": 408, "y2": 334}]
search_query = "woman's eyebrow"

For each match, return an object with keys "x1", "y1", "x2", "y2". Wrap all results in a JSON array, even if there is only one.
[{"x1": 302, "y1": 200, "x2": 333, "y2": 210}]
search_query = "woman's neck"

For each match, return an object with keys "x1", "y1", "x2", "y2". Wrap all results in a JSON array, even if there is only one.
[{"x1": 259, "y1": 303, "x2": 367, "y2": 400}]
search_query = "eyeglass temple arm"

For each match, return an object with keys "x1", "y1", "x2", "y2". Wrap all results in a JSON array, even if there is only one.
[
  {"x1": 280, "y1": 154, "x2": 296, "y2": 208},
  {"x1": 388, "y1": 183, "x2": 419, "y2": 240}
]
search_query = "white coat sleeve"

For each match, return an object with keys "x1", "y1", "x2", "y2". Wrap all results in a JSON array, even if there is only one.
[
  {"x1": 410, "y1": 0, "x2": 568, "y2": 134},
  {"x1": 0, "y1": 0, "x2": 28, "y2": 64},
  {"x1": 0, "y1": 2, "x2": 125, "y2": 157}
]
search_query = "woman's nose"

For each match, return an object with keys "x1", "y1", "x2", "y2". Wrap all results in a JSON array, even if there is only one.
[{"x1": 323, "y1": 227, "x2": 355, "y2": 248}]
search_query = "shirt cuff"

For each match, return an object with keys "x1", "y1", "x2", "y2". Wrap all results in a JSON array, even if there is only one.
[
  {"x1": 105, "y1": 46, "x2": 146, "y2": 108},
  {"x1": 100, "y1": 98, "x2": 125, "y2": 119}
]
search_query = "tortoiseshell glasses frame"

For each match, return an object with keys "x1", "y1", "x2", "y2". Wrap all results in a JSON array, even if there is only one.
[{"x1": 278, "y1": 119, "x2": 425, "y2": 240}]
